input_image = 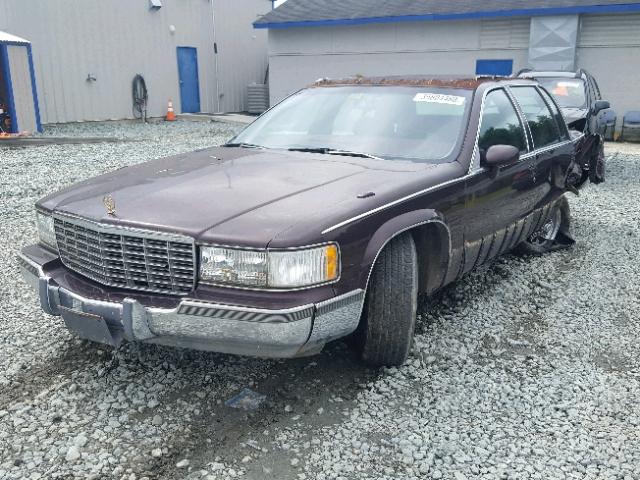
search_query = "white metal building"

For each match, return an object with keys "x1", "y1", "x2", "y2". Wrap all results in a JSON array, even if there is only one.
[
  {"x1": 0, "y1": 0, "x2": 273, "y2": 124},
  {"x1": 255, "y1": 0, "x2": 640, "y2": 122}
]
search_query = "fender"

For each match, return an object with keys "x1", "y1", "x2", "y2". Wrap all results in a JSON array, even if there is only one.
[{"x1": 359, "y1": 209, "x2": 452, "y2": 293}]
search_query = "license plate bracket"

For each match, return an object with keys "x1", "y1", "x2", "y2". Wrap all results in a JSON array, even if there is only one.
[{"x1": 60, "y1": 307, "x2": 120, "y2": 346}]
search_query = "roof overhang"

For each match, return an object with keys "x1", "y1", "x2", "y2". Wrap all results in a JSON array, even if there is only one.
[
  {"x1": 254, "y1": 2, "x2": 640, "y2": 29},
  {"x1": 0, "y1": 31, "x2": 30, "y2": 45}
]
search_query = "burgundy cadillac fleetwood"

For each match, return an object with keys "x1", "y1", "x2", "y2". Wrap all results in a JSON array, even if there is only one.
[{"x1": 20, "y1": 76, "x2": 586, "y2": 366}]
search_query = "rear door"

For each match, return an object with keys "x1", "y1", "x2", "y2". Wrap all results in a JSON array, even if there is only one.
[
  {"x1": 509, "y1": 85, "x2": 573, "y2": 206},
  {"x1": 537, "y1": 87, "x2": 577, "y2": 186}
]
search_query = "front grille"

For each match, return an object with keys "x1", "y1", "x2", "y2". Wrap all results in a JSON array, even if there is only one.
[{"x1": 54, "y1": 216, "x2": 196, "y2": 295}]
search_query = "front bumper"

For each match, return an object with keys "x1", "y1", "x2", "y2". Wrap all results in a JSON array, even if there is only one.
[{"x1": 18, "y1": 250, "x2": 364, "y2": 358}]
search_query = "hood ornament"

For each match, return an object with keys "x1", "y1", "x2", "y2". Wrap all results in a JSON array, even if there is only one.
[{"x1": 103, "y1": 195, "x2": 116, "y2": 216}]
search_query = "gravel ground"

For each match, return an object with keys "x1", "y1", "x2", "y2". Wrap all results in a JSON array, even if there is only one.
[{"x1": 1, "y1": 123, "x2": 640, "y2": 480}]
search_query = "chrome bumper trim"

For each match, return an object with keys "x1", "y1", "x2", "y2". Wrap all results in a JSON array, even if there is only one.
[
  {"x1": 176, "y1": 300, "x2": 314, "y2": 324},
  {"x1": 307, "y1": 290, "x2": 365, "y2": 347},
  {"x1": 18, "y1": 252, "x2": 365, "y2": 359}
]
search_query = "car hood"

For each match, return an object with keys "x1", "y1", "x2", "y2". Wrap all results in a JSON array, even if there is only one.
[{"x1": 38, "y1": 147, "x2": 435, "y2": 247}]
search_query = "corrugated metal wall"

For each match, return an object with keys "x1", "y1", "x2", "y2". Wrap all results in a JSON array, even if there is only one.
[
  {"x1": 267, "y1": 13, "x2": 640, "y2": 117},
  {"x1": 0, "y1": 0, "x2": 270, "y2": 123},
  {"x1": 579, "y1": 13, "x2": 640, "y2": 45},
  {"x1": 213, "y1": 1, "x2": 269, "y2": 112},
  {"x1": 268, "y1": 18, "x2": 531, "y2": 105},
  {"x1": 479, "y1": 18, "x2": 530, "y2": 49},
  {"x1": 576, "y1": 13, "x2": 640, "y2": 120}
]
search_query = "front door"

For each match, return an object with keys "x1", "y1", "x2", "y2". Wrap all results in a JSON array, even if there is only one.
[
  {"x1": 177, "y1": 47, "x2": 201, "y2": 113},
  {"x1": 460, "y1": 88, "x2": 535, "y2": 273}
]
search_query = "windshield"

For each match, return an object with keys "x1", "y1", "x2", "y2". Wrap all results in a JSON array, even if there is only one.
[
  {"x1": 230, "y1": 86, "x2": 473, "y2": 163},
  {"x1": 537, "y1": 78, "x2": 587, "y2": 108}
]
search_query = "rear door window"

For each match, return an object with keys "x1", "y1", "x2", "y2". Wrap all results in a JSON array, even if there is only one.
[
  {"x1": 538, "y1": 88, "x2": 569, "y2": 141},
  {"x1": 510, "y1": 86, "x2": 561, "y2": 149},
  {"x1": 478, "y1": 89, "x2": 528, "y2": 153}
]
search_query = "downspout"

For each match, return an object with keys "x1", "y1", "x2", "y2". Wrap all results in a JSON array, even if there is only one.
[{"x1": 210, "y1": 0, "x2": 221, "y2": 113}]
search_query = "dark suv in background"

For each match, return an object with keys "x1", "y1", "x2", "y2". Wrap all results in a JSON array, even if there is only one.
[{"x1": 518, "y1": 69, "x2": 610, "y2": 185}]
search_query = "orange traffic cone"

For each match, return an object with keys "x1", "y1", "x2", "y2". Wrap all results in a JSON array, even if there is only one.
[{"x1": 165, "y1": 99, "x2": 176, "y2": 121}]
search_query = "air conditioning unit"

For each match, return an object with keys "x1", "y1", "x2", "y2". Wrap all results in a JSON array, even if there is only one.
[{"x1": 247, "y1": 83, "x2": 269, "y2": 114}]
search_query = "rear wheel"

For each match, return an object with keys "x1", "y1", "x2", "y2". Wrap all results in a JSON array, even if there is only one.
[
  {"x1": 517, "y1": 198, "x2": 570, "y2": 254},
  {"x1": 589, "y1": 141, "x2": 605, "y2": 184},
  {"x1": 354, "y1": 233, "x2": 418, "y2": 367}
]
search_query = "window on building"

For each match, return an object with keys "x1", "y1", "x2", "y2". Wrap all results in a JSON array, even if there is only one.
[{"x1": 478, "y1": 89, "x2": 527, "y2": 153}]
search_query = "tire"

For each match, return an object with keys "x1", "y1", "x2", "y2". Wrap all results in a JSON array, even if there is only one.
[
  {"x1": 354, "y1": 233, "x2": 418, "y2": 367},
  {"x1": 517, "y1": 197, "x2": 571, "y2": 255},
  {"x1": 589, "y1": 141, "x2": 605, "y2": 184}
]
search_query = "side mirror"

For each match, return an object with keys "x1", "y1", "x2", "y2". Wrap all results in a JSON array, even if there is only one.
[
  {"x1": 593, "y1": 100, "x2": 610, "y2": 114},
  {"x1": 483, "y1": 144, "x2": 520, "y2": 167}
]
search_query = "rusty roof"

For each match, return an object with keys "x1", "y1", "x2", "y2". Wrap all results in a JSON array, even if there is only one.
[{"x1": 310, "y1": 76, "x2": 496, "y2": 90}]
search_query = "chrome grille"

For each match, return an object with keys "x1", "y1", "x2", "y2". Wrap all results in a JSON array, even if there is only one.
[{"x1": 54, "y1": 216, "x2": 195, "y2": 295}]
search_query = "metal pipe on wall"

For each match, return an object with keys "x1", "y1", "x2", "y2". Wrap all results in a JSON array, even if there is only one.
[{"x1": 210, "y1": 0, "x2": 221, "y2": 113}]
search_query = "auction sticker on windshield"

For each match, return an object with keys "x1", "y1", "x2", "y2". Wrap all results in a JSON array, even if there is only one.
[{"x1": 413, "y1": 93, "x2": 466, "y2": 106}]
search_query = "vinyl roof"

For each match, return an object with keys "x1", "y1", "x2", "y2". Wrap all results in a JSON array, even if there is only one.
[
  {"x1": 310, "y1": 75, "x2": 537, "y2": 90},
  {"x1": 0, "y1": 31, "x2": 30, "y2": 45},
  {"x1": 312, "y1": 76, "x2": 490, "y2": 89},
  {"x1": 255, "y1": 0, "x2": 640, "y2": 29}
]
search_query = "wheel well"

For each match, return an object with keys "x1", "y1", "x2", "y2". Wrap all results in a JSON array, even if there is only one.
[{"x1": 407, "y1": 222, "x2": 450, "y2": 295}]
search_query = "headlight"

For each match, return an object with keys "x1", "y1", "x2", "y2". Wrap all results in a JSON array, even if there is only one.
[
  {"x1": 200, "y1": 247, "x2": 269, "y2": 287},
  {"x1": 36, "y1": 212, "x2": 57, "y2": 249},
  {"x1": 200, "y1": 244, "x2": 340, "y2": 289}
]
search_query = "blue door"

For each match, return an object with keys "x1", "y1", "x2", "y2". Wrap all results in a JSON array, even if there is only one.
[{"x1": 177, "y1": 47, "x2": 200, "y2": 113}]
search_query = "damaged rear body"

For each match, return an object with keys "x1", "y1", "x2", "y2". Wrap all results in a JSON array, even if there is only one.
[{"x1": 518, "y1": 69, "x2": 610, "y2": 187}]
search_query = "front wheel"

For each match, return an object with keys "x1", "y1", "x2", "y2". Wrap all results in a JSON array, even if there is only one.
[{"x1": 353, "y1": 233, "x2": 418, "y2": 367}]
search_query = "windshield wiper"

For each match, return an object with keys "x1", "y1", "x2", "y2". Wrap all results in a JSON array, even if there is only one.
[
  {"x1": 223, "y1": 142, "x2": 265, "y2": 149},
  {"x1": 287, "y1": 147, "x2": 383, "y2": 160}
]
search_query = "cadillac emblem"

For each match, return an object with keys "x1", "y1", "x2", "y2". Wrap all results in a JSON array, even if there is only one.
[{"x1": 103, "y1": 195, "x2": 116, "y2": 216}]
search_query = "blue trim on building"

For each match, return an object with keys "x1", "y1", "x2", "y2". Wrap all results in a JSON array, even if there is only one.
[
  {"x1": 254, "y1": 3, "x2": 640, "y2": 28},
  {"x1": 1, "y1": 41, "x2": 30, "y2": 46},
  {"x1": 476, "y1": 59, "x2": 513, "y2": 76},
  {"x1": 0, "y1": 44, "x2": 18, "y2": 133},
  {"x1": 26, "y1": 44, "x2": 42, "y2": 132}
]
